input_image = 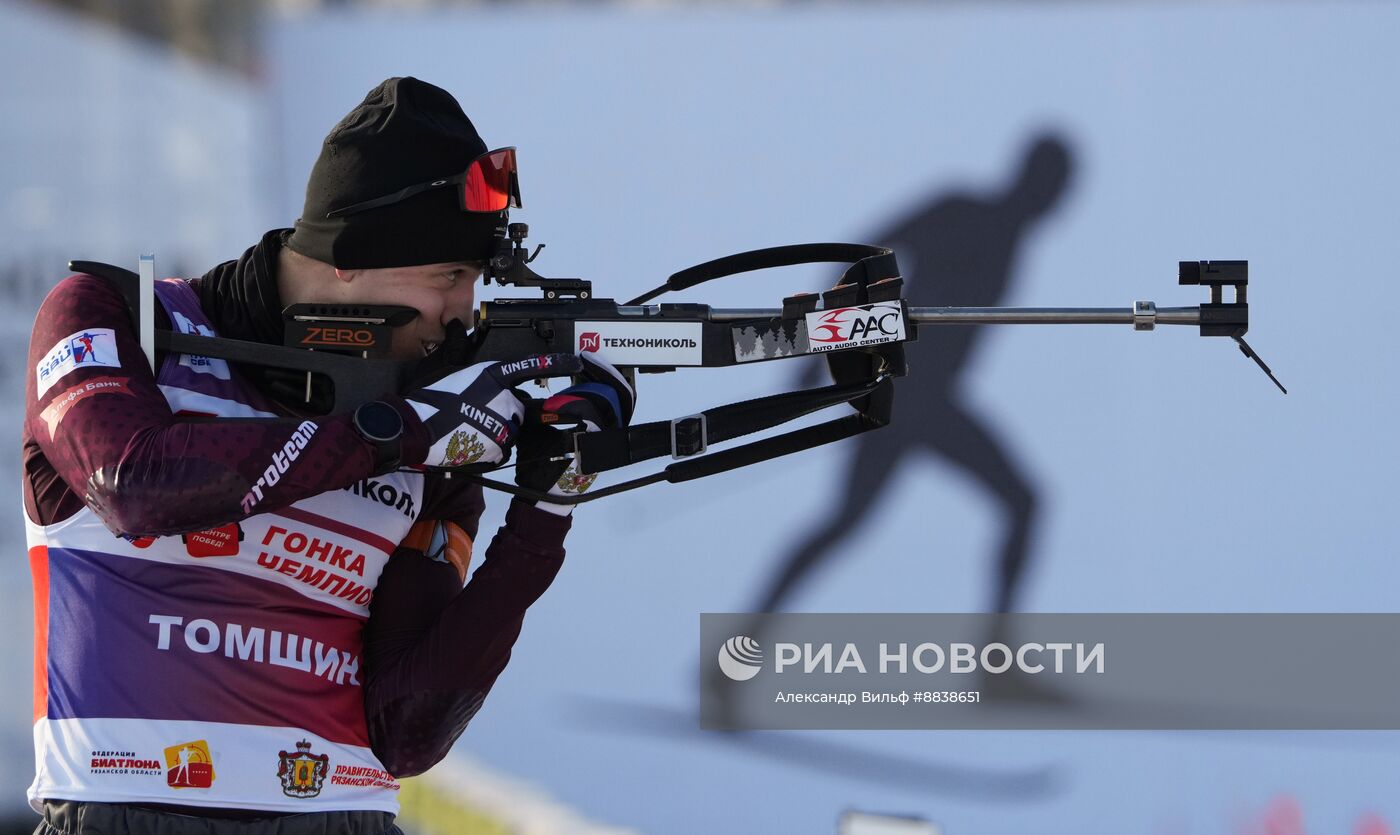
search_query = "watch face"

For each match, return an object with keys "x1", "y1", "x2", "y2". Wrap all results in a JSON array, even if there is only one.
[{"x1": 356, "y1": 401, "x2": 403, "y2": 443}]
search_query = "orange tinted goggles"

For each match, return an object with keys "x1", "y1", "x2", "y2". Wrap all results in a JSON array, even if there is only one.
[{"x1": 326, "y1": 147, "x2": 521, "y2": 218}]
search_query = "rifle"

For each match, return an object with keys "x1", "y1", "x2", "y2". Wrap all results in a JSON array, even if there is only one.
[{"x1": 71, "y1": 223, "x2": 1281, "y2": 506}]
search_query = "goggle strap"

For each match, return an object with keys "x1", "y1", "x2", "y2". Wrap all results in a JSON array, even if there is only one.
[{"x1": 326, "y1": 178, "x2": 458, "y2": 218}]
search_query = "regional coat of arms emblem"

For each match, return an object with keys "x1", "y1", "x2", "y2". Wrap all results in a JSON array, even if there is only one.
[{"x1": 276, "y1": 739, "x2": 330, "y2": 798}]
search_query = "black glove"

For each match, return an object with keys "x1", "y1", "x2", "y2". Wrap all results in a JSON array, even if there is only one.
[{"x1": 515, "y1": 353, "x2": 636, "y2": 514}]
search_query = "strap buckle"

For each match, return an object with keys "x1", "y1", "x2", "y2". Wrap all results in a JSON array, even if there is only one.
[{"x1": 670, "y1": 414, "x2": 708, "y2": 459}]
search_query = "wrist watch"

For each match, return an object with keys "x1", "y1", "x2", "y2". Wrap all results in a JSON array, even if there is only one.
[{"x1": 352, "y1": 400, "x2": 404, "y2": 475}]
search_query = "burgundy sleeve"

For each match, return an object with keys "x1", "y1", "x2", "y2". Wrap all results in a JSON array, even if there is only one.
[
  {"x1": 362, "y1": 491, "x2": 570, "y2": 778},
  {"x1": 23, "y1": 274, "x2": 429, "y2": 536}
]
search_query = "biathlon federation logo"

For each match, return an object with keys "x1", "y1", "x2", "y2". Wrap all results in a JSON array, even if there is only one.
[
  {"x1": 718, "y1": 635, "x2": 764, "y2": 681},
  {"x1": 164, "y1": 740, "x2": 215, "y2": 789}
]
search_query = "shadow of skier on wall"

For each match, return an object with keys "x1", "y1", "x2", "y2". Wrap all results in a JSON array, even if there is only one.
[
  {"x1": 751, "y1": 133, "x2": 1075, "y2": 619},
  {"x1": 702, "y1": 134, "x2": 1079, "y2": 727}
]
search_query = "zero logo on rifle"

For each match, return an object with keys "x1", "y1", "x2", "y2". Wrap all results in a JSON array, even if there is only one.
[
  {"x1": 300, "y1": 327, "x2": 375, "y2": 348},
  {"x1": 804, "y1": 302, "x2": 907, "y2": 354}
]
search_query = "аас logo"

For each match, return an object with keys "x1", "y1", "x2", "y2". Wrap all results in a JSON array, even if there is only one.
[
  {"x1": 805, "y1": 302, "x2": 907, "y2": 353},
  {"x1": 811, "y1": 303, "x2": 903, "y2": 344}
]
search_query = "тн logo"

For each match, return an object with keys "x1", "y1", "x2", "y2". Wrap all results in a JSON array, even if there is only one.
[{"x1": 579, "y1": 332, "x2": 600, "y2": 352}]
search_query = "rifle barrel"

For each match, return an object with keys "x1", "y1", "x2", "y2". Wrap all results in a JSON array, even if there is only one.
[
  {"x1": 706, "y1": 305, "x2": 1202, "y2": 326},
  {"x1": 907, "y1": 305, "x2": 1201, "y2": 325}
]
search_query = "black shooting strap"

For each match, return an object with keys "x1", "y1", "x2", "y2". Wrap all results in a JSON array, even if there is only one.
[
  {"x1": 572, "y1": 376, "x2": 885, "y2": 473},
  {"x1": 467, "y1": 377, "x2": 894, "y2": 505},
  {"x1": 628, "y1": 243, "x2": 896, "y2": 305}
]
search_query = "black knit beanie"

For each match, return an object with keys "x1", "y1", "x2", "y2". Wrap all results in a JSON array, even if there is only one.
[{"x1": 286, "y1": 77, "x2": 503, "y2": 269}]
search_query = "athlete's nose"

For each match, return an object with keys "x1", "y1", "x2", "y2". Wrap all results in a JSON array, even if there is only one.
[{"x1": 441, "y1": 280, "x2": 476, "y2": 329}]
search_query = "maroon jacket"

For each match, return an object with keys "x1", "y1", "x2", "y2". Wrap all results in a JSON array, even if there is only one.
[{"x1": 23, "y1": 233, "x2": 570, "y2": 778}]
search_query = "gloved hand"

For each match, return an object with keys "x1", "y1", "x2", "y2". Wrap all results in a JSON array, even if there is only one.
[
  {"x1": 515, "y1": 353, "x2": 636, "y2": 515},
  {"x1": 404, "y1": 353, "x2": 583, "y2": 469}
]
